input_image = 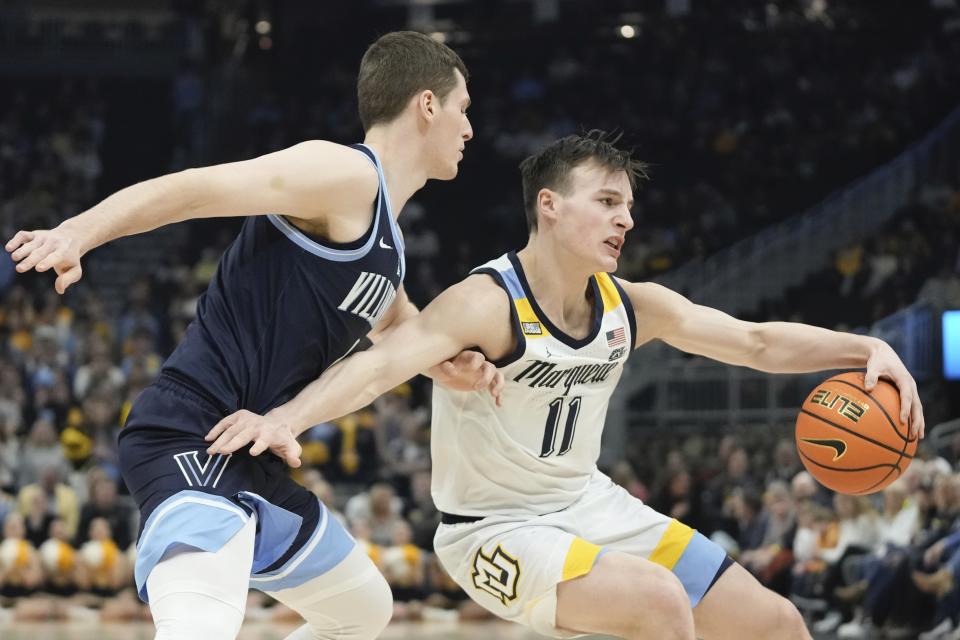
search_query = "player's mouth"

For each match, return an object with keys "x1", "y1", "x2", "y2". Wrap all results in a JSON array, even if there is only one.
[{"x1": 604, "y1": 236, "x2": 624, "y2": 257}]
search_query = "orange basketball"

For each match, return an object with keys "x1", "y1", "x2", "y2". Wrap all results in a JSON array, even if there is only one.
[{"x1": 795, "y1": 371, "x2": 917, "y2": 495}]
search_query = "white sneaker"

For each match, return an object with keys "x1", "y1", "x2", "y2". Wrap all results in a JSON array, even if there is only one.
[
  {"x1": 920, "y1": 619, "x2": 956, "y2": 640},
  {"x1": 813, "y1": 610, "x2": 843, "y2": 633},
  {"x1": 837, "y1": 619, "x2": 873, "y2": 639}
]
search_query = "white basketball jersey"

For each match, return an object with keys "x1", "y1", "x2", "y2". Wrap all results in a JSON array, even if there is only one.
[{"x1": 431, "y1": 252, "x2": 636, "y2": 517}]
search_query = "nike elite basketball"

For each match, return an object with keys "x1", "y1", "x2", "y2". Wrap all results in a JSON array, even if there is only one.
[{"x1": 795, "y1": 372, "x2": 917, "y2": 495}]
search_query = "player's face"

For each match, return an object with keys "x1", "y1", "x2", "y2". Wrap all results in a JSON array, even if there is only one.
[
  {"x1": 556, "y1": 162, "x2": 634, "y2": 273},
  {"x1": 425, "y1": 70, "x2": 473, "y2": 180}
]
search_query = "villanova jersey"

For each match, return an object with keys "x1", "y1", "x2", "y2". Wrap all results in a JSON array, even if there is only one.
[
  {"x1": 431, "y1": 252, "x2": 636, "y2": 517},
  {"x1": 128, "y1": 144, "x2": 405, "y2": 431}
]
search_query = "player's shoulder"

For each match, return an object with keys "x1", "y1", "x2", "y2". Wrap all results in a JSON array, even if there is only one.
[
  {"x1": 293, "y1": 140, "x2": 379, "y2": 183},
  {"x1": 281, "y1": 140, "x2": 380, "y2": 217},
  {"x1": 613, "y1": 278, "x2": 692, "y2": 324},
  {"x1": 442, "y1": 272, "x2": 513, "y2": 317},
  {"x1": 612, "y1": 278, "x2": 672, "y2": 305}
]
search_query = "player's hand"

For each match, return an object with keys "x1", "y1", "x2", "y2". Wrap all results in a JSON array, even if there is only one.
[
  {"x1": 5, "y1": 227, "x2": 84, "y2": 294},
  {"x1": 205, "y1": 409, "x2": 303, "y2": 467},
  {"x1": 428, "y1": 350, "x2": 504, "y2": 406},
  {"x1": 864, "y1": 341, "x2": 925, "y2": 440}
]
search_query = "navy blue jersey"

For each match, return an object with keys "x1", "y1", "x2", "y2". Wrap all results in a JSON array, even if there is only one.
[{"x1": 125, "y1": 144, "x2": 405, "y2": 433}]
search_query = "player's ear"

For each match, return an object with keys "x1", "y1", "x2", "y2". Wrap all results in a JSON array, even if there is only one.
[
  {"x1": 416, "y1": 89, "x2": 437, "y2": 122},
  {"x1": 537, "y1": 188, "x2": 560, "y2": 226}
]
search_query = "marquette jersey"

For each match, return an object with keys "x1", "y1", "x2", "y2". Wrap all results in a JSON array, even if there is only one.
[
  {"x1": 431, "y1": 252, "x2": 636, "y2": 517},
  {"x1": 125, "y1": 143, "x2": 405, "y2": 433}
]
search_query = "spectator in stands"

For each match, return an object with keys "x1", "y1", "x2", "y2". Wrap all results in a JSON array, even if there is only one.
[
  {"x1": 0, "y1": 512, "x2": 43, "y2": 598},
  {"x1": 15, "y1": 418, "x2": 68, "y2": 489},
  {"x1": 16, "y1": 466, "x2": 79, "y2": 540},
  {"x1": 380, "y1": 520, "x2": 425, "y2": 603},
  {"x1": 38, "y1": 517, "x2": 78, "y2": 597},
  {"x1": 75, "y1": 476, "x2": 132, "y2": 551}
]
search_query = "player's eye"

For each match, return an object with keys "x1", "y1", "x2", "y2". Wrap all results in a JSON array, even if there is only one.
[{"x1": 601, "y1": 198, "x2": 614, "y2": 206}]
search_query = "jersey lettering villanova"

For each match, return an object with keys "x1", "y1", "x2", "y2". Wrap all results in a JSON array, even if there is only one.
[
  {"x1": 130, "y1": 144, "x2": 405, "y2": 431},
  {"x1": 431, "y1": 252, "x2": 637, "y2": 517}
]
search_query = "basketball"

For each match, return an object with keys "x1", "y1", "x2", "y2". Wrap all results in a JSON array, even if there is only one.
[{"x1": 795, "y1": 371, "x2": 917, "y2": 495}]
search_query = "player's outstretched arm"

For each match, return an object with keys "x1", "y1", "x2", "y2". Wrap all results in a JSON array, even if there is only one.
[
  {"x1": 365, "y1": 285, "x2": 501, "y2": 392},
  {"x1": 205, "y1": 275, "x2": 511, "y2": 463},
  {"x1": 620, "y1": 280, "x2": 924, "y2": 438},
  {"x1": 5, "y1": 141, "x2": 377, "y2": 293}
]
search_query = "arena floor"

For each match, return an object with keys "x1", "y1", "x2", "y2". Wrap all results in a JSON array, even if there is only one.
[
  {"x1": 0, "y1": 621, "x2": 583, "y2": 639},
  {"x1": 0, "y1": 621, "x2": 838, "y2": 639}
]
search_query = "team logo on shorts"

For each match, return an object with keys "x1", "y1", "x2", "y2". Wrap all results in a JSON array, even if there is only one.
[
  {"x1": 471, "y1": 544, "x2": 521, "y2": 605},
  {"x1": 173, "y1": 451, "x2": 232, "y2": 488}
]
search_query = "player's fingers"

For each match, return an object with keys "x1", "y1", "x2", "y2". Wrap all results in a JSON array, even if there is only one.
[
  {"x1": 455, "y1": 350, "x2": 482, "y2": 371},
  {"x1": 440, "y1": 361, "x2": 457, "y2": 377},
  {"x1": 490, "y1": 371, "x2": 505, "y2": 407},
  {"x1": 217, "y1": 427, "x2": 257, "y2": 454},
  {"x1": 863, "y1": 366, "x2": 880, "y2": 391},
  {"x1": 11, "y1": 238, "x2": 46, "y2": 268},
  {"x1": 5, "y1": 230, "x2": 34, "y2": 252},
  {"x1": 286, "y1": 441, "x2": 303, "y2": 468},
  {"x1": 249, "y1": 439, "x2": 270, "y2": 457},
  {"x1": 55, "y1": 265, "x2": 82, "y2": 294},
  {"x1": 474, "y1": 362, "x2": 495, "y2": 390},
  {"x1": 206, "y1": 421, "x2": 247, "y2": 453},
  {"x1": 205, "y1": 413, "x2": 240, "y2": 441},
  {"x1": 898, "y1": 387, "x2": 913, "y2": 431},
  {"x1": 27, "y1": 245, "x2": 59, "y2": 272},
  {"x1": 912, "y1": 393, "x2": 925, "y2": 439}
]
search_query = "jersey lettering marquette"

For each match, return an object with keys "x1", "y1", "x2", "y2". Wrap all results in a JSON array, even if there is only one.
[{"x1": 431, "y1": 251, "x2": 636, "y2": 517}]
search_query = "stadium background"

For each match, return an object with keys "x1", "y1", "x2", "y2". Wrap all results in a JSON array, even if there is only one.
[{"x1": 1, "y1": 0, "x2": 960, "y2": 638}]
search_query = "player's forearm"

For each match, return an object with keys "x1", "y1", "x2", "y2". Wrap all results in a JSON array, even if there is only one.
[
  {"x1": 749, "y1": 322, "x2": 883, "y2": 373},
  {"x1": 58, "y1": 170, "x2": 202, "y2": 255},
  {"x1": 268, "y1": 352, "x2": 398, "y2": 436}
]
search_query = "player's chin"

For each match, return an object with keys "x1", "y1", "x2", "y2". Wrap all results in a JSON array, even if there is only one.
[
  {"x1": 598, "y1": 254, "x2": 619, "y2": 272},
  {"x1": 431, "y1": 163, "x2": 459, "y2": 181}
]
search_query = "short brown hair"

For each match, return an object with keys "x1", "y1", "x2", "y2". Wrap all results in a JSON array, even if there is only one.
[
  {"x1": 519, "y1": 130, "x2": 649, "y2": 233},
  {"x1": 357, "y1": 31, "x2": 469, "y2": 131}
]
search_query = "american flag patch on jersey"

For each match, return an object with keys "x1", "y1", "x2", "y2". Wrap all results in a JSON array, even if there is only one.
[{"x1": 606, "y1": 327, "x2": 626, "y2": 347}]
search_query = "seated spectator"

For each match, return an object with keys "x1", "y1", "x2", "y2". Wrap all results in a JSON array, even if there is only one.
[
  {"x1": 0, "y1": 512, "x2": 43, "y2": 598},
  {"x1": 345, "y1": 483, "x2": 403, "y2": 547},
  {"x1": 22, "y1": 488, "x2": 53, "y2": 549},
  {"x1": 17, "y1": 466, "x2": 79, "y2": 540},
  {"x1": 380, "y1": 520, "x2": 425, "y2": 603},
  {"x1": 76, "y1": 517, "x2": 126, "y2": 597},
  {"x1": 37, "y1": 518, "x2": 78, "y2": 597},
  {"x1": 75, "y1": 476, "x2": 132, "y2": 551}
]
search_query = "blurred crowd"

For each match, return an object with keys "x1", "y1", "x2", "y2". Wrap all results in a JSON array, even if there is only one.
[
  {"x1": 227, "y1": 0, "x2": 960, "y2": 301},
  {"x1": 2, "y1": 0, "x2": 960, "y2": 631},
  {"x1": 754, "y1": 181, "x2": 960, "y2": 330}
]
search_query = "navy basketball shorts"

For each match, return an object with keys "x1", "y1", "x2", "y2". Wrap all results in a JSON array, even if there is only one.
[{"x1": 119, "y1": 376, "x2": 355, "y2": 602}]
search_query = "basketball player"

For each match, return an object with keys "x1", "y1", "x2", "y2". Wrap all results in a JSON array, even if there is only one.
[
  {"x1": 206, "y1": 131, "x2": 925, "y2": 639},
  {"x1": 6, "y1": 32, "x2": 499, "y2": 640}
]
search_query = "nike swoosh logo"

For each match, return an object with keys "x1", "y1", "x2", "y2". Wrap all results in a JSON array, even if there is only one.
[
  {"x1": 379, "y1": 238, "x2": 392, "y2": 250},
  {"x1": 799, "y1": 438, "x2": 847, "y2": 461}
]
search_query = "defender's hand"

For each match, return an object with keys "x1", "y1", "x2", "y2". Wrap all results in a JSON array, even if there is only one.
[
  {"x1": 429, "y1": 350, "x2": 504, "y2": 406},
  {"x1": 864, "y1": 342, "x2": 925, "y2": 440},
  {"x1": 5, "y1": 227, "x2": 84, "y2": 294},
  {"x1": 205, "y1": 409, "x2": 303, "y2": 467}
]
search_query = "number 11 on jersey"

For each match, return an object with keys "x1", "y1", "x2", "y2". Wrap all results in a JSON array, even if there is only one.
[{"x1": 540, "y1": 396, "x2": 582, "y2": 457}]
